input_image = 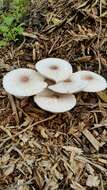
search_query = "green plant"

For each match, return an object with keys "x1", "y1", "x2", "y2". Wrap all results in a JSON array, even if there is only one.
[{"x1": 0, "y1": 0, "x2": 29, "y2": 47}]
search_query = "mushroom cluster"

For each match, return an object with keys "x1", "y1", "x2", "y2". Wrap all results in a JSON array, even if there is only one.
[{"x1": 3, "y1": 58, "x2": 107, "y2": 113}]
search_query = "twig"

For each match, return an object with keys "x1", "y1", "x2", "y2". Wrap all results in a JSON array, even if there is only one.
[
  {"x1": 76, "y1": 156, "x2": 107, "y2": 173},
  {"x1": 48, "y1": 36, "x2": 60, "y2": 54},
  {"x1": 8, "y1": 94, "x2": 19, "y2": 125},
  {"x1": 22, "y1": 32, "x2": 38, "y2": 39},
  {"x1": 97, "y1": 0, "x2": 102, "y2": 74},
  {"x1": 100, "y1": 173, "x2": 104, "y2": 190},
  {"x1": 13, "y1": 114, "x2": 56, "y2": 137}
]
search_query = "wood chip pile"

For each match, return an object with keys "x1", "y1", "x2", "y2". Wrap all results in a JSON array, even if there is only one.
[{"x1": 0, "y1": 0, "x2": 107, "y2": 189}]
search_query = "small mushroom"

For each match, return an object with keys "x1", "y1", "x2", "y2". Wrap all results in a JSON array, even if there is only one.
[
  {"x1": 48, "y1": 74, "x2": 87, "y2": 94},
  {"x1": 3, "y1": 68, "x2": 47, "y2": 98},
  {"x1": 35, "y1": 58, "x2": 72, "y2": 82},
  {"x1": 72, "y1": 71, "x2": 107, "y2": 92},
  {"x1": 34, "y1": 89, "x2": 76, "y2": 113}
]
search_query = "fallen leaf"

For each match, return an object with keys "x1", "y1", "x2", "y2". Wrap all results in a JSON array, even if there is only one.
[
  {"x1": 37, "y1": 126, "x2": 48, "y2": 139},
  {"x1": 51, "y1": 17, "x2": 61, "y2": 25},
  {"x1": 97, "y1": 91, "x2": 107, "y2": 103},
  {"x1": 86, "y1": 175, "x2": 100, "y2": 187},
  {"x1": 4, "y1": 164, "x2": 15, "y2": 176},
  {"x1": 2, "y1": 154, "x2": 10, "y2": 164}
]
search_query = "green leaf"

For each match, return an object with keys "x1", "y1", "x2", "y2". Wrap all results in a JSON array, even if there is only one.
[
  {"x1": 14, "y1": 26, "x2": 24, "y2": 34},
  {"x1": 13, "y1": 12, "x2": 22, "y2": 21},
  {"x1": 0, "y1": 40, "x2": 7, "y2": 47},
  {"x1": 0, "y1": 25, "x2": 9, "y2": 33},
  {"x1": 3, "y1": 15, "x2": 14, "y2": 26},
  {"x1": 0, "y1": 0, "x2": 28, "y2": 44},
  {"x1": 4, "y1": 31, "x2": 15, "y2": 40}
]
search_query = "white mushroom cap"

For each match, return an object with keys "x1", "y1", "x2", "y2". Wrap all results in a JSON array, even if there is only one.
[
  {"x1": 34, "y1": 89, "x2": 76, "y2": 113},
  {"x1": 3, "y1": 68, "x2": 47, "y2": 97},
  {"x1": 48, "y1": 74, "x2": 87, "y2": 94},
  {"x1": 73, "y1": 71, "x2": 107, "y2": 92},
  {"x1": 35, "y1": 58, "x2": 72, "y2": 82}
]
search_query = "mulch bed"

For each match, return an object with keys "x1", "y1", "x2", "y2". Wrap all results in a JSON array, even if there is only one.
[{"x1": 0, "y1": 0, "x2": 107, "y2": 189}]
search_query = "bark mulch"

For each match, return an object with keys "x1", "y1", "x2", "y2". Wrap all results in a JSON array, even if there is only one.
[{"x1": 0, "y1": 0, "x2": 107, "y2": 189}]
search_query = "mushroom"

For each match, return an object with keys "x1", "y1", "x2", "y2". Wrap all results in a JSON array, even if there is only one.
[
  {"x1": 3, "y1": 68, "x2": 47, "y2": 98},
  {"x1": 72, "y1": 71, "x2": 107, "y2": 92},
  {"x1": 35, "y1": 58, "x2": 72, "y2": 82},
  {"x1": 34, "y1": 89, "x2": 76, "y2": 113},
  {"x1": 48, "y1": 73, "x2": 87, "y2": 94}
]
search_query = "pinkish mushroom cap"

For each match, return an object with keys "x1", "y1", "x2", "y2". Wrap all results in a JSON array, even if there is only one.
[
  {"x1": 48, "y1": 73, "x2": 87, "y2": 94},
  {"x1": 34, "y1": 89, "x2": 76, "y2": 113},
  {"x1": 72, "y1": 71, "x2": 107, "y2": 92},
  {"x1": 3, "y1": 68, "x2": 47, "y2": 98},
  {"x1": 35, "y1": 58, "x2": 72, "y2": 82}
]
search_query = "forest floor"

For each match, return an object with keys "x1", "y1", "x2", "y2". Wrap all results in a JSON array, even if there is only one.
[{"x1": 0, "y1": 0, "x2": 107, "y2": 190}]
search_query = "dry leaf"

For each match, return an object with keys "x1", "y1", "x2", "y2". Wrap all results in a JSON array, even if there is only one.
[
  {"x1": 97, "y1": 91, "x2": 107, "y2": 103},
  {"x1": 2, "y1": 154, "x2": 10, "y2": 164},
  {"x1": 51, "y1": 17, "x2": 61, "y2": 25},
  {"x1": 86, "y1": 175, "x2": 100, "y2": 187},
  {"x1": 37, "y1": 126, "x2": 48, "y2": 139},
  {"x1": 4, "y1": 164, "x2": 15, "y2": 176},
  {"x1": 63, "y1": 146, "x2": 83, "y2": 154}
]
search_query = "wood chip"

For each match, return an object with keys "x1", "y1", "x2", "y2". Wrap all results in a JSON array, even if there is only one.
[
  {"x1": 22, "y1": 32, "x2": 38, "y2": 39},
  {"x1": 86, "y1": 175, "x2": 100, "y2": 187},
  {"x1": 82, "y1": 129, "x2": 101, "y2": 151},
  {"x1": 17, "y1": 180, "x2": 30, "y2": 190},
  {"x1": 86, "y1": 163, "x2": 94, "y2": 175},
  {"x1": 8, "y1": 94, "x2": 19, "y2": 125},
  {"x1": 76, "y1": 156, "x2": 107, "y2": 173},
  {"x1": 63, "y1": 146, "x2": 82, "y2": 154},
  {"x1": 4, "y1": 164, "x2": 15, "y2": 176},
  {"x1": 70, "y1": 181, "x2": 86, "y2": 190}
]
